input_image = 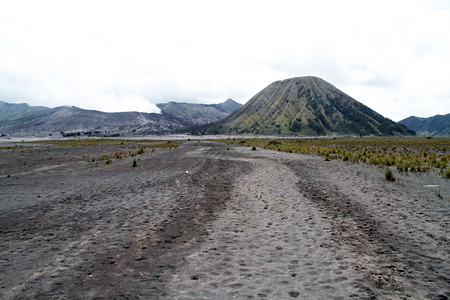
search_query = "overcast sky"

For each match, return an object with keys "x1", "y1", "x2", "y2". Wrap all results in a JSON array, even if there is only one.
[{"x1": 0, "y1": 0, "x2": 449, "y2": 121}]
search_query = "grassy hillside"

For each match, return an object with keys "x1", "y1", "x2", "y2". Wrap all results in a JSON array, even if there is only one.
[
  {"x1": 195, "y1": 77, "x2": 414, "y2": 136},
  {"x1": 400, "y1": 114, "x2": 449, "y2": 137}
]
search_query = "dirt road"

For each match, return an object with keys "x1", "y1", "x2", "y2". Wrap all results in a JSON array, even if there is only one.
[{"x1": 0, "y1": 141, "x2": 448, "y2": 299}]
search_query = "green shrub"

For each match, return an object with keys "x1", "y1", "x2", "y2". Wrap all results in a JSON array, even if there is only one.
[
  {"x1": 267, "y1": 140, "x2": 282, "y2": 146},
  {"x1": 132, "y1": 159, "x2": 137, "y2": 167},
  {"x1": 252, "y1": 146, "x2": 257, "y2": 151},
  {"x1": 385, "y1": 168, "x2": 396, "y2": 182}
]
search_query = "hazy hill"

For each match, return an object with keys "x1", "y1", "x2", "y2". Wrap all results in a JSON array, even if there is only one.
[
  {"x1": 400, "y1": 114, "x2": 450, "y2": 137},
  {"x1": 156, "y1": 99, "x2": 242, "y2": 126},
  {"x1": 0, "y1": 101, "x2": 50, "y2": 122},
  {"x1": 0, "y1": 99, "x2": 242, "y2": 137},
  {"x1": 194, "y1": 77, "x2": 415, "y2": 136},
  {"x1": 0, "y1": 101, "x2": 186, "y2": 136}
]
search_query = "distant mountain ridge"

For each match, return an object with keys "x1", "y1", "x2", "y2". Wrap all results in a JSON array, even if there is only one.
[
  {"x1": 0, "y1": 101, "x2": 184, "y2": 136},
  {"x1": 400, "y1": 114, "x2": 450, "y2": 137},
  {"x1": 0, "y1": 99, "x2": 241, "y2": 137},
  {"x1": 156, "y1": 99, "x2": 242, "y2": 126},
  {"x1": 194, "y1": 77, "x2": 414, "y2": 136}
]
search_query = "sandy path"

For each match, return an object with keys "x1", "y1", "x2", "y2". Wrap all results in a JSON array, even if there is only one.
[
  {"x1": 0, "y1": 141, "x2": 449, "y2": 299},
  {"x1": 165, "y1": 147, "x2": 360, "y2": 299},
  {"x1": 165, "y1": 145, "x2": 449, "y2": 299}
]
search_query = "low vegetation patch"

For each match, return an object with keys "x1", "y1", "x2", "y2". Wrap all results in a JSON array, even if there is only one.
[
  {"x1": 214, "y1": 137, "x2": 450, "y2": 178},
  {"x1": 0, "y1": 145, "x2": 32, "y2": 150},
  {"x1": 385, "y1": 168, "x2": 396, "y2": 182},
  {"x1": 87, "y1": 140, "x2": 181, "y2": 164},
  {"x1": 20, "y1": 138, "x2": 182, "y2": 166},
  {"x1": 445, "y1": 169, "x2": 450, "y2": 179},
  {"x1": 31, "y1": 138, "x2": 181, "y2": 148}
]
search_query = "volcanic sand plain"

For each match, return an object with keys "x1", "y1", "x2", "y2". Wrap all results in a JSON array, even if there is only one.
[{"x1": 0, "y1": 140, "x2": 449, "y2": 299}]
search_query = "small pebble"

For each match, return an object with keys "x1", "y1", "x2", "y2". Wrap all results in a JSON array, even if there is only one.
[
  {"x1": 288, "y1": 291, "x2": 300, "y2": 298},
  {"x1": 190, "y1": 275, "x2": 199, "y2": 280}
]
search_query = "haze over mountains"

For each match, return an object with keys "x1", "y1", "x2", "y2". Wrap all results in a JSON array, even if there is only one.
[
  {"x1": 195, "y1": 77, "x2": 414, "y2": 136},
  {"x1": 0, "y1": 99, "x2": 241, "y2": 137}
]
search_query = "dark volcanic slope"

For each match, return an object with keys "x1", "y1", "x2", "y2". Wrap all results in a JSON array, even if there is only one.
[
  {"x1": 0, "y1": 101, "x2": 186, "y2": 136},
  {"x1": 0, "y1": 99, "x2": 243, "y2": 137},
  {"x1": 196, "y1": 77, "x2": 414, "y2": 136},
  {"x1": 400, "y1": 114, "x2": 450, "y2": 137},
  {"x1": 156, "y1": 99, "x2": 242, "y2": 126}
]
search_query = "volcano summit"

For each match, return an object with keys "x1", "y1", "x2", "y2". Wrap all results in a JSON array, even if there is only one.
[{"x1": 196, "y1": 77, "x2": 414, "y2": 136}]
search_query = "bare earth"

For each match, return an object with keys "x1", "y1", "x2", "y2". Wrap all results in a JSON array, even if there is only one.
[{"x1": 0, "y1": 141, "x2": 449, "y2": 299}]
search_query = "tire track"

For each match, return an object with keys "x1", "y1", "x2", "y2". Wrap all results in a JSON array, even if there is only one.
[{"x1": 287, "y1": 159, "x2": 449, "y2": 299}]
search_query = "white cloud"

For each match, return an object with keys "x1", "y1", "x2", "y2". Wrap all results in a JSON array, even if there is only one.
[
  {"x1": 0, "y1": 0, "x2": 449, "y2": 120},
  {"x1": 100, "y1": 94, "x2": 161, "y2": 113}
]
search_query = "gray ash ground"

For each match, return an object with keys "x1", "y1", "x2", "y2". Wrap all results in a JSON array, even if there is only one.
[{"x1": 0, "y1": 141, "x2": 449, "y2": 299}]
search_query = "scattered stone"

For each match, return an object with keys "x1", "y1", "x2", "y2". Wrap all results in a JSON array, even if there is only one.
[
  {"x1": 288, "y1": 291, "x2": 300, "y2": 298},
  {"x1": 134, "y1": 256, "x2": 147, "y2": 261}
]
